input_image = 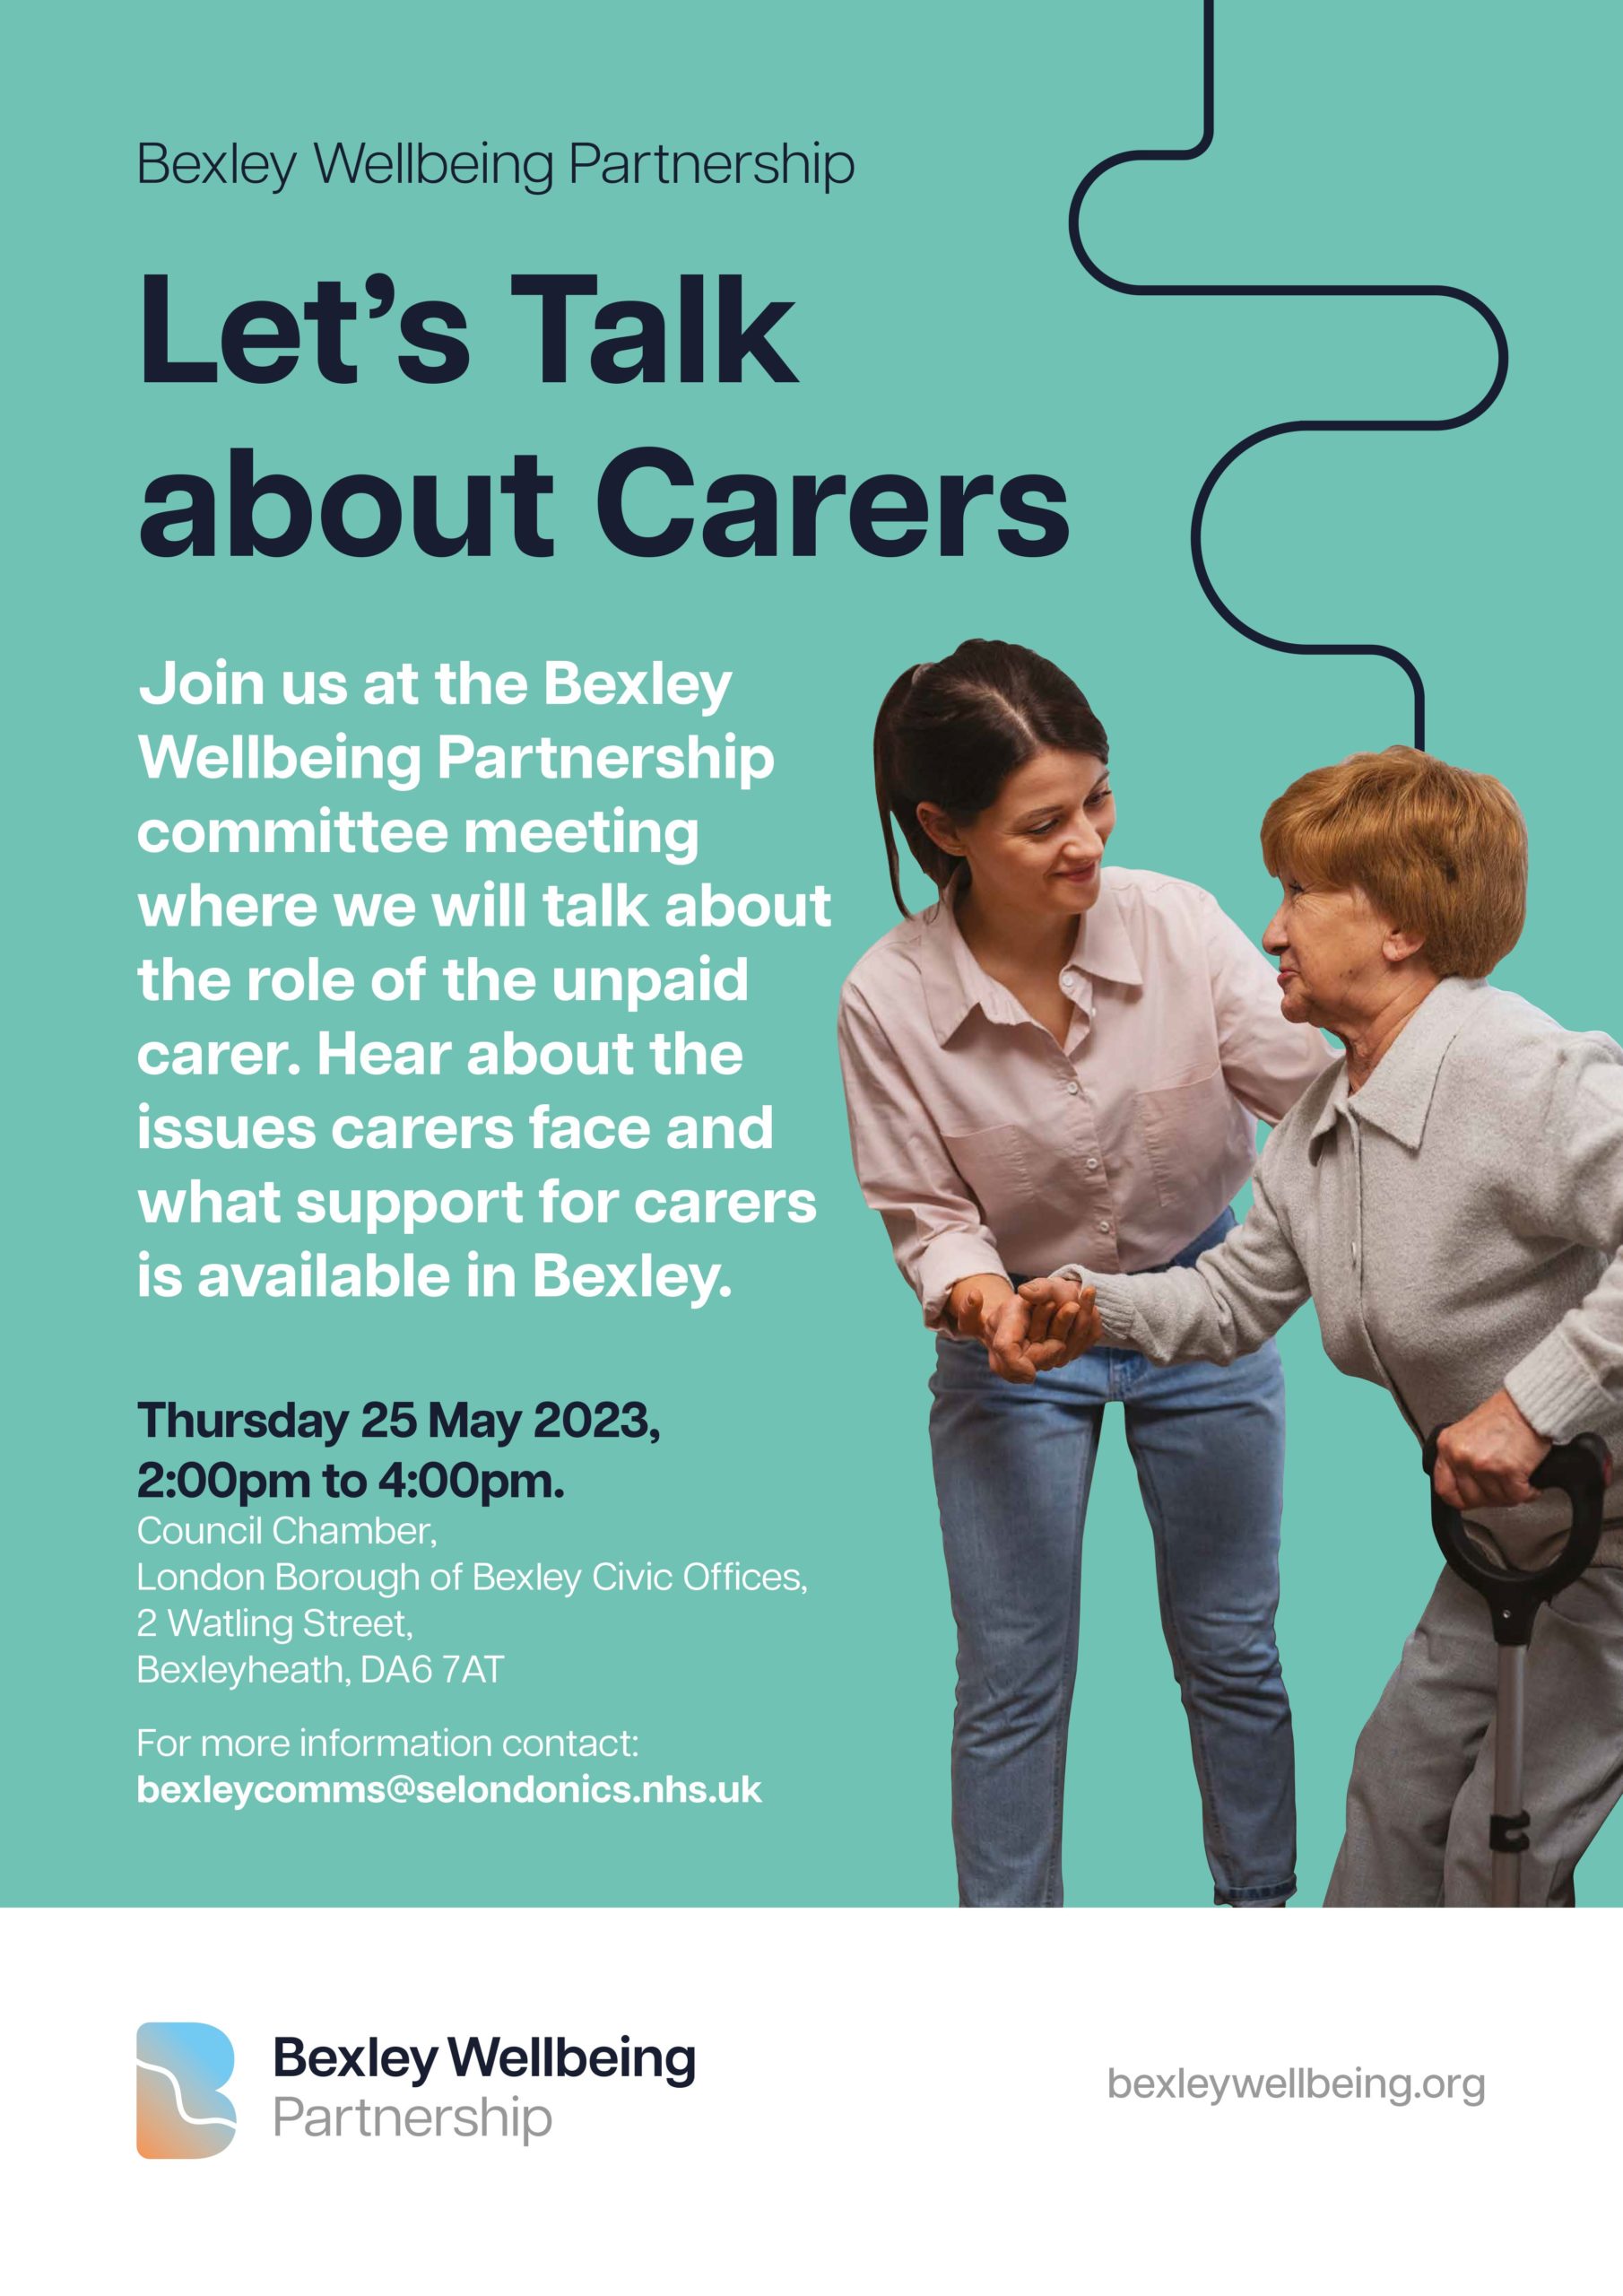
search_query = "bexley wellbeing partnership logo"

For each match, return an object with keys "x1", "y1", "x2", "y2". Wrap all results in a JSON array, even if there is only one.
[{"x1": 136, "y1": 2022, "x2": 238, "y2": 2158}]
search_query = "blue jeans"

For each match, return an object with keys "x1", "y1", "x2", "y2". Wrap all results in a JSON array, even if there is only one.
[{"x1": 928, "y1": 1209, "x2": 1295, "y2": 1906}]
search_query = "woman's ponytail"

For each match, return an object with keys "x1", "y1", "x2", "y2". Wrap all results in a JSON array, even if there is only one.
[{"x1": 874, "y1": 665, "x2": 929, "y2": 917}]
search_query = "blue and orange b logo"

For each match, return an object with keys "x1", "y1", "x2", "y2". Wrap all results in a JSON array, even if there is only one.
[{"x1": 136, "y1": 2022, "x2": 238, "y2": 2158}]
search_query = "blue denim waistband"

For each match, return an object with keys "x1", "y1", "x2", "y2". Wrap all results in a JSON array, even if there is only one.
[
  {"x1": 1011, "y1": 1202, "x2": 1236, "y2": 1290},
  {"x1": 1151, "y1": 1204, "x2": 1237, "y2": 1274}
]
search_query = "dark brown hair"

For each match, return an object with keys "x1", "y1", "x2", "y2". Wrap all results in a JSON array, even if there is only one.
[{"x1": 873, "y1": 639, "x2": 1109, "y2": 913}]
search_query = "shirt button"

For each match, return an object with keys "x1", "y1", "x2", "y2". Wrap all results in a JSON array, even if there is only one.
[
  {"x1": 1097, "y1": 1217, "x2": 1111, "y2": 1234},
  {"x1": 1066, "y1": 1082, "x2": 1080, "y2": 1096},
  {"x1": 1086, "y1": 1156, "x2": 1099, "y2": 1171}
]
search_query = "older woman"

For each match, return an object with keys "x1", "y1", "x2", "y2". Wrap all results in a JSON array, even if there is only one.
[{"x1": 1019, "y1": 747, "x2": 1623, "y2": 1906}]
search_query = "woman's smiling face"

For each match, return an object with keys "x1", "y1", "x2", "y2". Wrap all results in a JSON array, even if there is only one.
[{"x1": 917, "y1": 748, "x2": 1115, "y2": 920}]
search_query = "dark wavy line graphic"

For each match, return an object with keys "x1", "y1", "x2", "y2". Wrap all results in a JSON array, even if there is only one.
[{"x1": 1068, "y1": 0, "x2": 1508, "y2": 749}]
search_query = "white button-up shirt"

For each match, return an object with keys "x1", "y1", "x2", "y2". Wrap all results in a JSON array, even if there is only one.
[{"x1": 837, "y1": 866, "x2": 1332, "y2": 1323}]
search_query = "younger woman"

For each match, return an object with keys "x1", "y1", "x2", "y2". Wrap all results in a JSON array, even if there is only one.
[{"x1": 837, "y1": 640, "x2": 1330, "y2": 1904}]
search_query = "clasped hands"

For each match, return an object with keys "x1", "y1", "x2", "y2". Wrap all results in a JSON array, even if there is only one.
[{"x1": 948, "y1": 1274, "x2": 1099, "y2": 1386}]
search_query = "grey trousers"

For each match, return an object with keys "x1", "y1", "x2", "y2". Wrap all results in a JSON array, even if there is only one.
[{"x1": 1324, "y1": 1563, "x2": 1623, "y2": 1907}]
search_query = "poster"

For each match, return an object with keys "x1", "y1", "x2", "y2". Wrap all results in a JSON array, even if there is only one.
[{"x1": 8, "y1": 1, "x2": 1619, "y2": 2282}]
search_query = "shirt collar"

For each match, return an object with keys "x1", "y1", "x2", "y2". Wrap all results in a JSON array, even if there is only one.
[
  {"x1": 916, "y1": 869, "x2": 1142, "y2": 1045},
  {"x1": 1307, "y1": 974, "x2": 1482, "y2": 1148},
  {"x1": 1063, "y1": 873, "x2": 1144, "y2": 989}
]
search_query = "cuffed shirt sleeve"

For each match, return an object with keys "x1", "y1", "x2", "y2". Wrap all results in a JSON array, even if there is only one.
[
  {"x1": 837, "y1": 982, "x2": 1009, "y2": 1326},
  {"x1": 1054, "y1": 1160, "x2": 1311, "y2": 1365},
  {"x1": 1504, "y1": 1039, "x2": 1623, "y2": 1439}
]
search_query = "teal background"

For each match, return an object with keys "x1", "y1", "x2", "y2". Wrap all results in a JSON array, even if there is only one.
[{"x1": 11, "y1": 0, "x2": 1619, "y2": 1905}]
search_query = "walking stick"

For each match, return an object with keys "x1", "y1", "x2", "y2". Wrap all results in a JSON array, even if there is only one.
[{"x1": 1421, "y1": 1429, "x2": 1609, "y2": 1907}]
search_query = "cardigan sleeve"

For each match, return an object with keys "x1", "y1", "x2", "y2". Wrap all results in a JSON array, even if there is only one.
[{"x1": 1054, "y1": 1152, "x2": 1313, "y2": 1367}]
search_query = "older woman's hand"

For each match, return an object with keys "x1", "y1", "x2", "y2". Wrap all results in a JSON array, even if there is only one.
[
  {"x1": 1017, "y1": 1277, "x2": 1103, "y2": 1370},
  {"x1": 1431, "y1": 1387, "x2": 1558, "y2": 1510}
]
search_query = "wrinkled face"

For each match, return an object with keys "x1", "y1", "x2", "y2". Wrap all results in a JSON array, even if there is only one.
[
  {"x1": 921, "y1": 748, "x2": 1115, "y2": 920},
  {"x1": 1263, "y1": 871, "x2": 1396, "y2": 1028}
]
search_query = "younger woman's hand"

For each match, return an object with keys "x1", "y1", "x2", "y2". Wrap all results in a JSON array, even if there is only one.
[
  {"x1": 1017, "y1": 1277, "x2": 1102, "y2": 1370},
  {"x1": 980, "y1": 1291, "x2": 1040, "y2": 1383},
  {"x1": 950, "y1": 1275, "x2": 1038, "y2": 1383},
  {"x1": 949, "y1": 1274, "x2": 1013, "y2": 1344}
]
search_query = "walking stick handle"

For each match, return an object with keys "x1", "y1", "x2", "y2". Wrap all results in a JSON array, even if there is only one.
[{"x1": 1420, "y1": 1429, "x2": 1609, "y2": 1647}]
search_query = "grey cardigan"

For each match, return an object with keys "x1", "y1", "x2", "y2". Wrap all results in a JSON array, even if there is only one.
[{"x1": 1060, "y1": 976, "x2": 1623, "y2": 1569}]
